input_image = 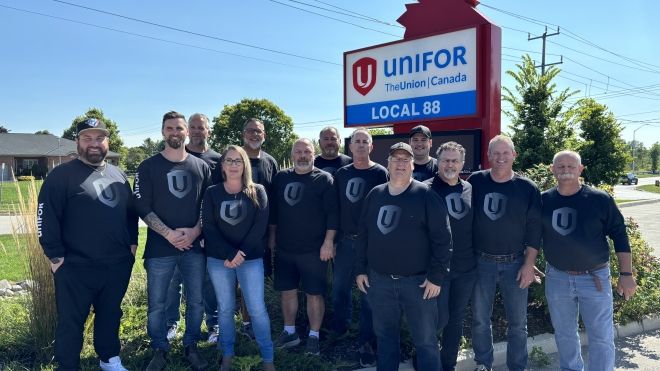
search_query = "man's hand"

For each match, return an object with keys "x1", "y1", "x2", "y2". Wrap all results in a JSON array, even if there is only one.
[
  {"x1": 617, "y1": 275, "x2": 637, "y2": 300},
  {"x1": 225, "y1": 251, "x2": 246, "y2": 269},
  {"x1": 165, "y1": 229, "x2": 188, "y2": 250},
  {"x1": 49, "y1": 257, "x2": 64, "y2": 273},
  {"x1": 320, "y1": 240, "x2": 336, "y2": 262},
  {"x1": 516, "y1": 263, "x2": 538, "y2": 289},
  {"x1": 356, "y1": 274, "x2": 370, "y2": 294},
  {"x1": 420, "y1": 279, "x2": 441, "y2": 299},
  {"x1": 130, "y1": 245, "x2": 137, "y2": 256},
  {"x1": 174, "y1": 226, "x2": 201, "y2": 249}
]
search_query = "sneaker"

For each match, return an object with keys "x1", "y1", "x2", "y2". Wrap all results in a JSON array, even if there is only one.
[
  {"x1": 474, "y1": 365, "x2": 492, "y2": 371},
  {"x1": 239, "y1": 322, "x2": 255, "y2": 340},
  {"x1": 184, "y1": 344, "x2": 209, "y2": 370},
  {"x1": 304, "y1": 336, "x2": 320, "y2": 355},
  {"x1": 99, "y1": 356, "x2": 128, "y2": 371},
  {"x1": 358, "y1": 343, "x2": 376, "y2": 367},
  {"x1": 166, "y1": 323, "x2": 178, "y2": 341},
  {"x1": 274, "y1": 331, "x2": 301, "y2": 348},
  {"x1": 207, "y1": 328, "x2": 219, "y2": 344},
  {"x1": 146, "y1": 349, "x2": 167, "y2": 371}
]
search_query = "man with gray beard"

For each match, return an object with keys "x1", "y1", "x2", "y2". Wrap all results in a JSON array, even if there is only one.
[{"x1": 314, "y1": 126, "x2": 352, "y2": 175}]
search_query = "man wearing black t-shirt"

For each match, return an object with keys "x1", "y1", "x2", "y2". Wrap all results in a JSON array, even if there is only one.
[
  {"x1": 355, "y1": 142, "x2": 452, "y2": 371},
  {"x1": 542, "y1": 150, "x2": 637, "y2": 371},
  {"x1": 409, "y1": 125, "x2": 438, "y2": 182},
  {"x1": 38, "y1": 118, "x2": 138, "y2": 371},
  {"x1": 270, "y1": 138, "x2": 339, "y2": 356},
  {"x1": 332, "y1": 128, "x2": 387, "y2": 367},
  {"x1": 424, "y1": 141, "x2": 475, "y2": 371},
  {"x1": 469, "y1": 135, "x2": 542, "y2": 371},
  {"x1": 314, "y1": 126, "x2": 352, "y2": 175},
  {"x1": 134, "y1": 111, "x2": 211, "y2": 371}
]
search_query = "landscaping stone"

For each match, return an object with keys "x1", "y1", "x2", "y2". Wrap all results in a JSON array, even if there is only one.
[
  {"x1": 18, "y1": 279, "x2": 33, "y2": 290},
  {"x1": 10, "y1": 284, "x2": 22, "y2": 291},
  {"x1": 0, "y1": 279, "x2": 11, "y2": 290},
  {"x1": 616, "y1": 321, "x2": 644, "y2": 338}
]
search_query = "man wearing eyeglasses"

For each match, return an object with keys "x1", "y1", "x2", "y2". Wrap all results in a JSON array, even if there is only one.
[
  {"x1": 424, "y1": 141, "x2": 475, "y2": 371},
  {"x1": 355, "y1": 142, "x2": 452, "y2": 371},
  {"x1": 134, "y1": 111, "x2": 211, "y2": 371},
  {"x1": 38, "y1": 118, "x2": 138, "y2": 371},
  {"x1": 409, "y1": 125, "x2": 438, "y2": 182},
  {"x1": 314, "y1": 126, "x2": 352, "y2": 175}
]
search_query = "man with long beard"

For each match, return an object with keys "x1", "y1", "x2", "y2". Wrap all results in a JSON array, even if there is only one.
[
  {"x1": 38, "y1": 118, "x2": 138, "y2": 371},
  {"x1": 314, "y1": 126, "x2": 352, "y2": 175},
  {"x1": 134, "y1": 111, "x2": 211, "y2": 371}
]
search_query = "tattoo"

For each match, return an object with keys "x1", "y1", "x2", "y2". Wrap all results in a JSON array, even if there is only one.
[{"x1": 143, "y1": 212, "x2": 171, "y2": 238}]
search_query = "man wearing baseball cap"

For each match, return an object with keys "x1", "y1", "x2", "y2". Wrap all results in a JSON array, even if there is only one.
[
  {"x1": 409, "y1": 125, "x2": 438, "y2": 182},
  {"x1": 355, "y1": 142, "x2": 452, "y2": 370},
  {"x1": 38, "y1": 118, "x2": 138, "y2": 371}
]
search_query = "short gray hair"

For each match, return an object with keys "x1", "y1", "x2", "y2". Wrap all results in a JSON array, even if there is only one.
[
  {"x1": 436, "y1": 141, "x2": 465, "y2": 161},
  {"x1": 188, "y1": 113, "x2": 209, "y2": 127},
  {"x1": 553, "y1": 150, "x2": 582, "y2": 165},
  {"x1": 488, "y1": 134, "x2": 515, "y2": 153},
  {"x1": 350, "y1": 128, "x2": 372, "y2": 143}
]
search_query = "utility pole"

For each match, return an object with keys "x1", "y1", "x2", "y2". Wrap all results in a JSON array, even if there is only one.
[{"x1": 528, "y1": 26, "x2": 563, "y2": 75}]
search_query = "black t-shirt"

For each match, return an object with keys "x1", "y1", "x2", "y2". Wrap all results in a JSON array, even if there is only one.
[
  {"x1": 314, "y1": 154, "x2": 352, "y2": 175},
  {"x1": 187, "y1": 147, "x2": 223, "y2": 185},
  {"x1": 355, "y1": 180, "x2": 452, "y2": 285},
  {"x1": 134, "y1": 153, "x2": 211, "y2": 258},
  {"x1": 202, "y1": 183, "x2": 269, "y2": 261},
  {"x1": 37, "y1": 159, "x2": 138, "y2": 264},
  {"x1": 541, "y1": 185, "x2": 630, "y2": 271},
  {"x1": 270, "y1": 168, "x2": 338, "y2": 254},
  {"x1": 335, "y1": 163, "x2": 389, "y2": 236},
  {"x1": 425, "y1": 176, "x2": 475, "y2": 273},
  {"x1": 412, "y1": 158, "x2": 438, "y2": 182},
  {"x1": 468, "y1": 170, "x2": 542, "y2": 255},
  {"x1": 249, "y1": 151, "x2": 279, "y2": 198}
]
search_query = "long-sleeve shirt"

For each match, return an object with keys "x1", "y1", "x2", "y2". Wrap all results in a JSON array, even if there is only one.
[
  {"x1": 541, "y1": 185, "x2": 630, "y2": 271},
  {"x1": 355, "y1": 180, "x2": 453, "y2": 285},
  {"x1": 314, "y1": 154, "x2": 352, "y2": 175},
  {"x1": 412, "y1": 158, "x2": 438, "y2": 182},
  {"x1": 335, "y1": 163, "x2": 388, "y2": 236},
  {"x1": 37, "y1": 159, "x2": 138, "y2": 264},
  {"x1": 250, "y1": 151, "x2": 279, "y2": 199},
  {"x1": 186, "y1": 147, "x2": 223, "y2": 185},
  {"x1": 202, "y1": 183, "x2": 269, "y2": 261}
]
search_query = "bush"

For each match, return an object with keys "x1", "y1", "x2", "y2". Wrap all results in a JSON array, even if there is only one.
[{"x1": 16, "y1": 176, "x2": 35, "y2": 181}]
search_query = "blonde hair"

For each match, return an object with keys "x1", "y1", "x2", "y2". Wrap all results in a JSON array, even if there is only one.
[{"x1": 222, "y1": 145, "x2": 260, "y2": 208}]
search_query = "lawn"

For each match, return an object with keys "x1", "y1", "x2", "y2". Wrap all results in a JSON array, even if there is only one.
[
  {"x1": 0, "y1": 180, "x2": 43, "y2": 214},
  {"x1": 638, "y1": 184, "x2": 660, "y2": 194},
  {"x1": 0, "y1": 234, "x2": 28, "y2": 281}
]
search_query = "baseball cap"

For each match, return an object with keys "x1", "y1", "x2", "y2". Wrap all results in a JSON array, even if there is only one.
[
  {"x1": 409, "y1": 125, "x2": 432, "y2": 138},
  {"x1": 389, "y1": 142, "x2": 414, "y2": 156},
  {"x1": 77, "y1": 118, "x2": 109, "y2": 136}
]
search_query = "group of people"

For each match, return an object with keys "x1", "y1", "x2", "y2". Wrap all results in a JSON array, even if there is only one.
[{"x1": 37, "y1": 112, "x2": 638, "y2": 371}]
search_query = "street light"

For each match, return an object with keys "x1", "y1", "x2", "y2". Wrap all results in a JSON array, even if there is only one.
[{"x1": 632, "y1": 123, "x2": 651, "y2": 172}]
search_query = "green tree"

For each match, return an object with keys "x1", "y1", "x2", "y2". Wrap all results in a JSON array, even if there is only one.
[
  {"x1": 34, "y1": 130, "x2": 51, "y2": 134},
  {"x1": 210, "y1": 98, "x2": 297, "y2": 164},
  {"x1": 0, "y1": 125, "x2": 10, "y2": 133},
  {"x1": 503, "y1": 55, "x2": 578, "y2": 170},
  {"x1": 368, "y1": 127, "x2": 394, "y2": 136},
  {"x1": 650, "y1": 142, "x2": 660, "y2": 173},
  {"x1": 576, "y1": 98, "x2": 630, "y2": 185},
  {"x1": 62, "y1": 108, "x2": 124, "y2": 153},
  {"x1": 140, "y1": 137, "x2": 165, "y2": 156},
  {"x1": 124, "y1": 146, "x2": 148, "y2": 174},
  {"x1": 627, "y1": 140, "x2": 648, "y2": 171}
]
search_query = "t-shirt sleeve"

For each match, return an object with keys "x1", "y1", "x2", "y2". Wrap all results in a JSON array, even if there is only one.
[
  {"x1": 426, "y1": 189, "x2": 452, "y2": 285},
  {"x1": 524, "y1": 183, "x2": 543, "y2": 250},
  {"x1": 605, "y1": 194, "x2": 631, "y2": 253},
  {"x1": 241, "y1": 186, "x2": 269, "y2": 257},
  {"x1": 133, "y1": 161, "x2": 154, "y2": 219},
  {"x1": 123, "y1": 172, "x2": 139, "y2": 245},
  {"x1": 354, "y1": 191, "x2": 371, "y2": 276},
  {"x1": 322, "y1": 175, "x2": 339, "y2": 231},
  {"x1": 268, "y1": 173, "x2": 280, "y2": 226},
  {"x1": 37, "y1": 171, "x2": 67, "y2": 258}
]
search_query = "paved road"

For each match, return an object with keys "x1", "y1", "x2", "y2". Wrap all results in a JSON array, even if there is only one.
[{"x1": 614, "y1": 176, "x2": 660, "y2": 200}]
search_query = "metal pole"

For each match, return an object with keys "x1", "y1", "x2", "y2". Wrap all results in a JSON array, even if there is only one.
[{"x1": 632, "y1": 123, "x2": 651, "y2": 172}]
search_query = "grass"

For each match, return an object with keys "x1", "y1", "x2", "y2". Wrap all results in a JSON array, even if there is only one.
[
  {"x1": 0, "y1": 180, "x2": 44, "y2": 214},
  {"x1": 636, "y1": 172, "x2": 660, "y2": 178},
  {"x1": 638, "y1": 184, "x2": 660, "y2": 194},
  {"x1": 615, "y1": 199, "x2": 634, "y2": 204},
  {"x1": 0, "y1": 234, "x2": 28, "y2": 281}
]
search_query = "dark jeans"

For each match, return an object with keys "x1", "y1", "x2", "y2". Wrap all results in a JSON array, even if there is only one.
[
  {"x1": 331, "y1": 236, "x2": 374, "y2": 344},
  {"x1": 54, "y1": 258, "x2": 133, "y2": 371},
  {"x1": 437, "y1": 268, "x2": 477, "y2": 371},
  {"x1": 368, "y1": 270, "x2": 441, "y2": 371},
  {"x1": 165, "y1": 265, "x2": 218, "y2": 330}
]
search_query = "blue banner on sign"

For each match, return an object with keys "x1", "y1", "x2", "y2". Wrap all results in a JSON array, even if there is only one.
[{"x1": 346, "y1": 90, "x2": 476, "y2": 126}]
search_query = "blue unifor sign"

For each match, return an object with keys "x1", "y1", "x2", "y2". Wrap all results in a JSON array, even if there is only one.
[{"x1": 345, "y1": 28, "x2": 477, "y2": 126}]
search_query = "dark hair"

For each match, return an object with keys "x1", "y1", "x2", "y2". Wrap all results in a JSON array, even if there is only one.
[
  {"x1": 162, "y1": 111, "x2": 186, "y2": 128},
  {"x1": 436, "y1": 141, "x2": 466, "y2": 161},
  {"x1": 243, "y1": 118, "x2": 264, "y2": 131},
  {"x1": 319, "y1": 126, "x2": 340, "y2": 138}
]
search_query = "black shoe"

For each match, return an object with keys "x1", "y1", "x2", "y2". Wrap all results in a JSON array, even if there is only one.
[
  {"x1": 358, "y1": 342, "x2": 376, "y2": 367},
  {"x1": 274, "y1": 331, "x2": 301, "y2": 348},
  {"x1": 184, "y1": 344, "x2": 208, "y2": 370},
  {"x1": 304, "y1": 336, "x2": 320, "y2": 356},
  {"x1": 146, "y1": 349, "x2": 167, "y2": 371}
]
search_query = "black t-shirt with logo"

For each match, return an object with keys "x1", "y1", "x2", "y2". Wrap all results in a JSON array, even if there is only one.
[
  {"x1": 250, "y1": 151, "x2": 279, "y2": 198},
  {"x1": 412, "y1": 158, "x2": 438, "y2": 182},
  {"x1": 425, "y1": 176, "x2": 475, "y2": 273},
  {"x1": 202, "y1": 183, "x2": 269, "y2": 261},
  {"x1": 314, "y1": 154, "x2": 352, "y2": 175},
  {"x1": 187, "y1": 147, "x2": 223, "y2": 185},
  {"x1": 355, "y1": 180, "x2": 452, "y2": 285},
  {"x1": 134, "y1": 153, "x2": 211, "y2": 258},
  {"x1": 468, "y1": 170, "x2": 542, "y2": 255},
  {"x1": 270, "y1": 168, "x2": 339, "y2": 254},
  {"x1": 37, "y1": 159, "x2": 138, "y2": 264},
  {"x1": 335, "y1": 163, "x2": 388, "y2": 236},
  {"x1": 541, "y1": 185, "x2": 630, "y2": 271}
]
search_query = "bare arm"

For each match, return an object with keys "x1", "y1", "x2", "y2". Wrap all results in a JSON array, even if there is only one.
[
  {"x1": 143, "y1": 212, "x2": 187, "y2": 250},
  {"x1": 616, "y1": 252, "x2": 637, "y2": 300}
]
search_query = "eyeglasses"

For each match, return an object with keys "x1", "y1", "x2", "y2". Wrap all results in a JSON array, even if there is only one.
[
  {"x1": 388, "y1": 156, "x2": 413, "y2": 163},
  {"x1": 79, "y1": 136, "x2": 107, "y2": 144},
  {"x1": 244, "y1": 128, "x2": 264, "y2": 135},
  {"x1": 224, "y1": 158, "x2": 244, "y2": 166},
  {"x1": 439, "y1": 159, "x2": 462, "y2": 165}
]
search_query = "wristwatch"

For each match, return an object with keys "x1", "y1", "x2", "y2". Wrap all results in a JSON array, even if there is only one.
[
  {"x1": 49, "y1": 257, "x2": 62, "y2": 264},
  {"x1": 619, "y1": 271, "x2": 633, "y2": 277}
]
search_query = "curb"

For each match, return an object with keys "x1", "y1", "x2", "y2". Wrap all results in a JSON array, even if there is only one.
[{"x1": 618, "y1": 198, "x2": 660, "y2": 208}]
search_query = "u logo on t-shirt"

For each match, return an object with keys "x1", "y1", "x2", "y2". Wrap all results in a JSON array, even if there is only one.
[
  {"x1": 220, "y1": 200, "x2": 246, "y2": 226},
  {"x1": 377, "y1": 205, "x2": 402, "y2": 235},
  {"x1": 167, "y1": 170, "x2": 192, "y2": 199},
  {"x1": 552, "y1": 207, "x2": 577, "y2": 236},
  {"x1": 284, "y1": 182, "x2": 305, "y2": 206},
  {"x1": 483, "y1": 192, "x2": 507, "y2": 221},
  {"x1": 445, "y1": 193, "x2": 467, "y2": 220},
  {"x1": 93, "y1": 178, "x2": 119, "y2": 208},
  {"x1": 345, "y1": 178, "x2": 366, "y2": 203}
]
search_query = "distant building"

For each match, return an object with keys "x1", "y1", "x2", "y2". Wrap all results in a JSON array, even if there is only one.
[{"x1": 0, "y1": 133, "x2": 120, "y2": 180}]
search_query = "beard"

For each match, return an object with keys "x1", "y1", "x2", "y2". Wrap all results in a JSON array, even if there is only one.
[
  {"x1": 77, "y1": 144, "x2": 107, "y2": 165},
  {"x1": 294, "y1": 159, "x2": 313, "y2": 172},
  {"x1": 557, "y1": 173, "x2": 577, "y2": 180},
  {"x1": 441, "y1": 169, "x2": 458, "y2": 180},
  {"x1": 167, "y1": 135, "x2": 184, "y2": 149},
  {"x1": 322, "y1": 145, "x2": 338, "y2": 158},
  {"x1": 246, "y1": 139, "x2": 264, "y2": 150}
]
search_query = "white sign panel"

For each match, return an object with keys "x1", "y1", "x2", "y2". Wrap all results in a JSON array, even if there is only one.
[{"x1": 345, "y1": 28, "x2": 477, "y2": 126}]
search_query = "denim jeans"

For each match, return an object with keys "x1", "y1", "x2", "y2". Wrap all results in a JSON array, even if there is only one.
[
  {"x1": 332, "y1": 236, "x2": 375, "y2": 344},
  {"x1": 471, "y1": 255, "x2": 528, "y2": 371},
  {"x1": 145, "y1": 251, "x2": 205, "y2": 350},
  {"x1": 165, "y1": 266, "x2": 218, "y2": 330},
  {"x1": 368, "y1": 270, "x2": 440, "y2": 371},
  {"x1": 207, "y1": 257, "x2": 274, "y2": 363},
  {"x1": 545, "y1": 263, "x2": 614, "y2": 371},
  {"x1": 437, "y1": 268, "x2": 477, "y2": 371}
]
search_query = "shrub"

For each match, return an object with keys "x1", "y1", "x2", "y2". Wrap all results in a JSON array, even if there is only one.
[{"x1": 16, "y1": 176, "x2": 35, "y2": 181}]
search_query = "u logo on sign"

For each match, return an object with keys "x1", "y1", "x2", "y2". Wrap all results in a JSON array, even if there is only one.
[{"x1": 353, "y1": 57, "x2": 377, "y2": 96}]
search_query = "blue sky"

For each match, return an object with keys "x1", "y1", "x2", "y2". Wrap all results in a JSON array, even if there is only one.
[{"x1": 1, "y1": 0, "x2": 659, "y2": 149}]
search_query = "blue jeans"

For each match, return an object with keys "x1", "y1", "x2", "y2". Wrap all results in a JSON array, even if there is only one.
[
  {"x1": 166, "y1": 266, "x2": 218, "y2": 330},
  {"x1": 332, "y1": 237, "x2": 375, "y2": 344},
  {"x1": 145, "y1": 252, "x2": 205, "y2": 350},
  {"x1": 545, "y1": 263, "x2": 614, "y2": 371},
  {"x1": 437, "y1": 268, "x2": 477, "y2": 371},
  {"x1": 368, "y1": 270, "x2": 441, "y2": 371},
  {"x1": 207, "y1": 257, "x2": 274, "y2": 362},
  {"x1": 472, "y1": 255, "x2": 528, "y2": 371}
]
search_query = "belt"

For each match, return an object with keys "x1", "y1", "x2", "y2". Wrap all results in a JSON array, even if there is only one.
[
  {"x1": 373, "y1": 270, "x2": 426, "y2": 280},
  {"x1": 564, "y1": 262, "x2": 609, "y2": 292},
  {"x1": 477, "y1": 251, "x2": 524, "y2": 263},
  {"x1": 343, "y1": 233, "x2": 359, "y2": 241}
]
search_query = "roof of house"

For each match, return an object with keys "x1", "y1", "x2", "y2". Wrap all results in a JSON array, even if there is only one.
[{"x1": 0, "y1": 133, "x2": 119, "y2": 158}]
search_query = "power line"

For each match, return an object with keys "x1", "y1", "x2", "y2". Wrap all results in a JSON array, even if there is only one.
[
  {"x1": 550, "y1": 40, "x2": 660, "y2": 74},
  {"x1": 310, "y1": 0, "x2": 403, "y2": 28},
  {"x1": 281, "y1": 0, "x2": 403, "y2": 29}
]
